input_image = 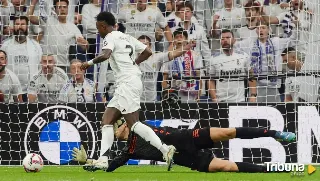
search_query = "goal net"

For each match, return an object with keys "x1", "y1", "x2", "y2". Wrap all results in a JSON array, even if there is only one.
[{"x1": 1, "y1": 0, "x2": 320, "y2": 166}]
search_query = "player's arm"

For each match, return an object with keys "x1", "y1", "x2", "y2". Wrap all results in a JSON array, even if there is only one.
[
  {"x1": 27, "y1": 0, "x2": 40, "y2": 25},
  {"x1": 196, "y1": 70, "x2": 202, "y2": 101},
  {"x1": 81, "y1": 49, "x2": 112, "y2": 70},
  {"x1": 285, "y1": 95, "x2": 293, "y2": 102},
  {"x1": 260, "y1": 7, "x2": 280, "y2": 25},
  {"x1": 81, "y1": 35, "x2": 115, "y2": 70},
  {"x1": 284, "y1": 78, "x2": 293, "y2": 102},
  {"x1": 248, "y1": 68, "x2": 257, "y2": 102},
  {"x1": 11, "y1": 73, "x2": 23, "y2": 102},
  {"x1": 106, "y1": 151, "x2": 130, "y2": 172},
  {"x1": 156, "y1": 8, "x2": 173, "y2": 47},
  {"x1": 135, "y1": 48, "x2": 152, "y2": 65},
  {"x1": 168, "y1": 41, "x2": 196, "y2": 61},
  {"x1": 246, "y1": 56, "x2": 257, "y2": 102},
  {"x1": 27, "y1": 76, "x2": 38, "y2": 103},
  {"x1": 132, "y1": 36, "x2": 152, "y2": 65},
  {"x1": 207, "y1": 61, "x2": 217, "y2": 102}
]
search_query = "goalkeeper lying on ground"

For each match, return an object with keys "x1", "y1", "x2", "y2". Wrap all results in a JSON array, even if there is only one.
[{"x1": 72, "y1": 121, "x2": 296, "y2": 173}]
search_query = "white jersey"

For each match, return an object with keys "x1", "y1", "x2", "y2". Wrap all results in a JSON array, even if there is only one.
[
  {"x1": 285, "y1": 75, "x2": 319, "y2": 102},
  {"x1": 28, "y1": 67, "x2": 68, "y2": 103},
  {"x1": 102, "y1": 31, "x2": 147, "y2": 84},
  {"x1": 1, "y1": 37, "x2": 42, "y2": 93},
  {"x1": 215, "y1": 7, "x2": 245, "y2": 32},
  {"x1": 237, "y1": 26, "x2": 258, "y2": 41},
  {"x1": 139, "y1": 52, "x2": 169, "y2": 102},
  {"x1": 59, "y1": 78, "x2": 95, "y2": 103},
  {"x1": 285, "y1": 76, "x2": 301, "y2": 102},
  {"x1": 208, "y1": 51, "x2": 250, "y2": 102},
  {"x1": 40, "y1": 16, "x2": 83, "y2": 66},
  {"x1": 117, "y1": 6, "x2": 167, "y2": 43},
  {"x1": 0, "y1": 69, "x2": 23, "y2": 102}
]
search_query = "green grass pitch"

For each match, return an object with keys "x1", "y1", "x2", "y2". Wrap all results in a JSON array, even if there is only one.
[{"x1": 0, "y1": 165, "x2": 318, "y2": 181}]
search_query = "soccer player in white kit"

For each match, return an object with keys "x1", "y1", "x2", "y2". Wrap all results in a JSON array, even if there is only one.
[{"x1": 80, "y1": 12, "x2": 176, "y2": 171}]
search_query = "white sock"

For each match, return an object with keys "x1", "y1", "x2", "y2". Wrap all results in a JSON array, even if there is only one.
[
  {"x1": 100, "y1": 125, "x2": 114, "y2": 157},
  {"x1": 131, "y1": 122, "x2": 169, "y2": 154}
]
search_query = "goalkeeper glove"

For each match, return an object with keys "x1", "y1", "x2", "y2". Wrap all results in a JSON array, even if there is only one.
[{"x1": 72, "y1": 145, "x2": 88, "y2": 164}]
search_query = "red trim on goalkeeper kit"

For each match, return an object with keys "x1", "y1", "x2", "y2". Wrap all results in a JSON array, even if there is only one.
[
  {"x1": 193, "y1": 129, "x2": 199, "y2": 138},
  {"x1": 129, "y1": 135, "x2": 137, "y2": 154}
]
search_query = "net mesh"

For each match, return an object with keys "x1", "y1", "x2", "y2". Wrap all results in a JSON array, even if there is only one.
[{"x1": 0, "y1": 0, "x2": 320, "y2": 166}]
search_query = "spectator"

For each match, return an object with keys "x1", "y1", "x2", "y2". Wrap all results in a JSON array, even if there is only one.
[
  {"x1": 211, "y1": 0, "x2": 245, "y2": 38},
  {"x1": 261, "y1": 0, "x2": 312, "y2": 62},
  {"x1": 235, "y1": 22, "x2": 296, "y2": 102},
  {"x1": 282, "y1": 47, "x2": 311, "y2": 102},
  {"x1": 1, "y1": 16, "x2": 42, "y2": 102},
  {"x1": 59, "y1": 59, "x2": 95, "y2": 102},
  {"x1": 82, "y1": 0, "x2": 101, "y2": 60},
  {"x1": 161, "y1": 28, "x2": 202, "y2": 102},
  {"x1": 0, "y1": 0, "x2": 14, "y2": 42},
  {"x1": 263, "y1": 0, "x2": 287, "y2": 37},
  {"x1": 165, "y1": 0, "x2": 198, "y2": 31},
  {"x1": 208, "y1": 29, "x2": 256, "y2": 102},
  {"x1": 237, "y1": 1, "x2": 260, "y2": 41},
  {"x1": 174, "y1": 2, "x2": 211, "y2": 66},
  {"x1": 28, "y1": 54, "x2": 68, "y2": 103},
  {"x1": 95, "y1": 61, "x2": 115, "y2": 102},
  {"x1": 0, "y1": 50, "x2": 23, "y2": 102},
  {"x1": 138, "y1": 35, "x2": 196, "y2": 102},
  {"x1": 10, "y1": 0, "x2": 44, "y2": 42},
  {"x1": 211, "y1": 0, "x2": 245, "y2": 52},
  {"x1": 27, "y1": 0, "x2": 88, "y2": 74},
  {"x1": 117, "y1": 0, "x2": 173, "y2": 50}
]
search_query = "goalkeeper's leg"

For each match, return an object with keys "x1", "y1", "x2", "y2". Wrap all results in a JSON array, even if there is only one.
[
  {"x1": 123, "y1": 111, "x2": 176, "y2": 171},
  {"x1": 208, "y1": 158, "x2": 268, "y2": 173},
  {"x1": 209, "y1": 127, "x2": 296, "y2": 142}
]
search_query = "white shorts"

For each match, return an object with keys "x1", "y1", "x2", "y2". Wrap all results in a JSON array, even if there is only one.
[{"x1": 107, "y1": 80, "x2": 142, "y2": 114}]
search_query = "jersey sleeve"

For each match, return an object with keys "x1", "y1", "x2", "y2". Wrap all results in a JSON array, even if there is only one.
[
  {"x1": 72, "y1": 24, "x2": 83, "y2": 39},
  {"x1": 28, "y1": 74, "x2": 38, "y2": 95},
  {"x1": 153, "y1": 52, "x2": 169, "y2": 69},
  {"x1": 106, "y1": 150, "x2": 130, "y2": 172},
  {"x1": 130, "y1": 35, "x2": 147, "y2": 54},
  {"x1": 285, "y1": 78, "x2": 293, "y2": 96},
  {"x1": 276, "y1": 12, "x2": 287, "y2": 23},
  {"x1": 102, "y1": 35, "x2": 115, "y2": 52},
  {"x1": 207, "y1": 57, "x2": 216, "y2": 76},
  {"x1": 156, "y1": 8, "x2": 167, "y2": 28},
  {"x1": 58, "y1": 81, "x2": 73, "y2": 103},
  {"x1": 193, "y1": 52, "x2": 203, "y2": 70},
  {"x1": 161, "y1": 62, "x2": 172, "y2": 74},
  {"x1": 10, "y1": 72, "x2": 23, "y2": 95}
]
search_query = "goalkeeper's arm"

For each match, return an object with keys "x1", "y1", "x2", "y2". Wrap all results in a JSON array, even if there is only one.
[{"x1": 106, "y1": 150, "x2": 130, "y2": 172}]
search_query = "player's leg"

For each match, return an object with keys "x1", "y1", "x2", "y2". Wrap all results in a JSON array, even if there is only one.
[
  {"x1": 191, "y1": 150, "x2": 269, "y2": 173},
  {"x1": 209, "y1": 127, "x2": 296, "y2": 142},
  {"x1": 123, "y1": 111, "x2": 176, "y2": 169},
  {"x1": 207, "y1": 158, "x2": 267, "y2": 173},
  {"x1": 100, "y1": 107, "x2": 122, "y2": 157}
]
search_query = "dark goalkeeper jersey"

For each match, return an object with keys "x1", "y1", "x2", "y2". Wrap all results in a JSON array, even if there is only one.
[{"x1": 106, "y1": 126, "x2": 196, "y2": 172}]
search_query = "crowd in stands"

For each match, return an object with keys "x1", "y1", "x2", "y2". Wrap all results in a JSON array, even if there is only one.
[{"x1": 0, "y1": 0, "x2": 314, "y2": 103}]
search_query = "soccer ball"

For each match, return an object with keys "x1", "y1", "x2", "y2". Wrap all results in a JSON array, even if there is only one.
[{"x1": 22, "y1": 153, "x2": 44, "y2": 173}]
